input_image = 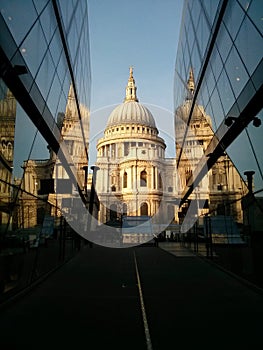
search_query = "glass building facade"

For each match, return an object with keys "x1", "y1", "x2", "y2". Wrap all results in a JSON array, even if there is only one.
[
  {"x1": 0, "y1": 0, "x2": 91, "y2": 299},
  {"x1": 174, "y1": 0, "x2": 263, "y2": 285}
]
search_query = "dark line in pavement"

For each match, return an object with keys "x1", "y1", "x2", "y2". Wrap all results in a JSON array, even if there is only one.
[{"x1": 133, "y1": 250, "x2": 153, "y2": 350}]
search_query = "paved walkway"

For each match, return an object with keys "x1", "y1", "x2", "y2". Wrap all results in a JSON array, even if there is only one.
[{"x1": 0, "y1": 244, "x2": 263, "y2": 349}]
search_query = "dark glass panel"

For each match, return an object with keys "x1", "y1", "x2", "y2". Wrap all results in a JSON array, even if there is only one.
[
  {"x1": 46, "y1": 73, "x2": 63, "y2": 119},
  {"x1": 235, "y1": 15, "x2": 263, "y2": 76},
  {"x1": 196, "y1": 9, "x2": 210, "y2": 60},
  {"x1": 227, "y1": 113, "x2": 263, "y2": 193},
  {"x1": 223, "y1": 0, "x2": 245, "y2": 41},
  {"x1": 210, "y1": 46, "x2": 223, "y2": 82},
  {"x1": 202, "y1": 0, "x2": 220, "y2": 27},
  {"x1": 236, "y1": 79, "x2": 256, "y2": 112},
  {"x1": 49, "y1": 32, "x2": 63, "y2": 73},
  {"x1": 12, "y1": 105, "x2": 47, "y2": 179},
  {"x1": 199, "y1": 79, "x2": 210, "y2": 110},
  {"x1": 20, "y1": 20, "x2": 48, "y2": 79},
  {"x1": 0, "y1": 0, "x2": 38, "y2": 47},
  {"x1": 190, "y1": 41, "x2": 201, "y2": 78},
  {"x1": 251, "y1": 59, "x2": 263, "y2": 91},
  {"x1": 39, "y1": 1, "x2": 57, "y2": 44},
  {"x1": 58, "y1": 0, "x2": 75, "y2": 34},
  {"x1": 205, "y1": 100, "x2": 217, "y2": 132},
  {"x1": 208, "y1": 85, "x2": 225, "y2": 128},
  {"x1": 0, "y1": 12, "x2": 18, "y2": 60},
  {"x1": 67, "y1": 23, "x2": 79, "y2": 65},
  {"x1": 247, "y1": 0, "x2": 263, "y2": 35},
  {"x1": 32, "y1": 0, "x2": 49, "y2": 14},
  {"x1": 35, "y1": 50, "x2": 56, "y2": 102},
  {"x1": 28, "y1": 81, "x2": 46, "y2": 115},
  {"x1": 225, "y1": 45, "x2": 249, "y2": 98},
  {"x1": 216, "y1": 23, "x2": 233, "y2": 63},
  {"x1": 238, "y1": 0, "x2": 253, "y2": 12},
  {"x1": 216, "y1": 68, "x2": 235, "y2": 116},
  {"x1": 190, "y1": 0, "x2": 201, "y2": 31},
  {"x1": 203, "y1": 66, "x2": 216, "y2": 102}
]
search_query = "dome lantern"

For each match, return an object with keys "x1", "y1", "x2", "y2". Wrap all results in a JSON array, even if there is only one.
[{"x1": 124, "y1": 66, "x2": 138, "y2": 102}]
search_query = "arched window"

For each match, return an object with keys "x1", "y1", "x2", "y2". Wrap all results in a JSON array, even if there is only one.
[
  {"x1": 123, "y1": 172, "x2": 127, "y2": 188},
  {"x1": 140, "y1": 170, "x2": 147, "y2": 187},
  {"x1": 141, "y1": 202, "x2": 148, "y2": 216},
  {"x1": 111, "y1": 185, "x2": 116, "y2": 192}
]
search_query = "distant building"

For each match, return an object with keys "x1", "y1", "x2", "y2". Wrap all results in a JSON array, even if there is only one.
[
  {"x1": 95, "y1": 67, "x2": 178, "y2": 226},
  {"x1": 95, "y1": 67, "x2": 245, "y2": 233}
]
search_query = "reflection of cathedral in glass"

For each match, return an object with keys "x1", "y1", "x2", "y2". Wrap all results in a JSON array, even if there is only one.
[
  {"x1": 175, "y1": 68, "x2": 247, "y2": 227},
  {"x1": 0, "y1": 88, "x2": 16, "y2": 230}
]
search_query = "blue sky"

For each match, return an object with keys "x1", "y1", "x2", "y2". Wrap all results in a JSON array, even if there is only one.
[{"x1": 88, "y1": 0, "x2": 184, "y2": 166}]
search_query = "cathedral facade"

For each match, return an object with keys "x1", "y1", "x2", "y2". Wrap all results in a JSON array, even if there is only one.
[
  {"x1": 95, "y1": 68, "x2": 245, "y2": 234},
  {"x1": 95, "y1": 68, "x2": 178, "y2": 227}
]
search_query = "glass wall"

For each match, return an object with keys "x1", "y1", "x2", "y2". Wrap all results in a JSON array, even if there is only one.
[
  {"x1": 0, "y1": 0, "x2": 91, "y2": 302},
  {"x1": 174, "y1": 0, "x2": 263, "y2": 287}
]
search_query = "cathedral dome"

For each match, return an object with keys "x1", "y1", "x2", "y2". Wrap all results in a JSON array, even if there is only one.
[
  {"x1": 106, "y1": 67, "x2": 157, "y2": 129},
  {"x1": 106, "y1": 101, "x2": 156, "y2": 128}
]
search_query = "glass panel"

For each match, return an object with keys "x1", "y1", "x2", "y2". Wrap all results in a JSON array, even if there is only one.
[
  {"x1": 225, "y1": 45, "x2": 249, "y2": 98},
  {"x1": 208, "y1": 86, "x2": 225, "y2": 128},
  {"x1": 223, "y1": 0, "x2": 245, "y2": 41},
  {"x1": 58, "y1": 0, "x2": 74, "y2": 34},
  {"x1": 46, "y1": 73, "x2": 63, "y2": 119},
  {"x1": 216, "y1": 23, "x2": 233, "y2": 63},
  {"x1": 62, "y1": 73, "x2": 71, "y2": 99},
  {"x1": 202, "y1": 0, "x2": 220, "y2": 27},
  {"x1": 203, "y1": 66, "x2": 216, "y2": 102},
  {"x1": 12, "y1": 105, "x2": 48, "y2": 179},
  {"x1": 190, "y1": 41, "x2": 201, "y2": 78},
  {"x1": 32, "y1": 0, "x2": 49, "y2": 14},
  {"x1": 248, "y1": 0, "x2": 263, "y2": 35},
  {"x1": 210, "y1": 46, "x2": 224, "y2": 82},
  {"x1": 238, "y1": 0, "x2": 253, "y2": 12},
  {"x1": 235, "y1": 15, "x2": 263, "y2": 76},
  {"x1": 35, "y1": 50, "x2": 56, "y2": 102},
  {"x1": 226, "y1": 114, "x2": 263, "y2": 193},
  {"x1": 55, "y1": 50, "x2": 67, "y2": 87},
  {"x1": 49, "y1": 27, "x2": 63, "y2": 68},
  {"x1": 196, "y1": 9, "x2": 210, "y2": 60},
  {"x1": 251, "y1": 58, "x2": 263, "y2": 91},
  {"x1": 67, "y1": 23, "x2": 78, "y2": 65},
  {"x1": 199, "y1": 79, "x2": 210, "y2": 110},
  {"x1": 190, "y1": 0, "x2": 201, "y2": 31},
  {"x1": 205, "y1": 100, "x2": 217, "y2": 132},
  {"x1": 39, "y1": 1, "x2": 57, "y2": 44},
  {"x1": 216, "y1": 68, "x2": 235, "y2": 116},
  {"x1": 186, "y1": 14, "x2": 195, "y2": 50},
  {"x1": 20, "y1": 20, "x2": 48, "y2": 79},
  {"x1": 236, "y1": 79, "x2": 256, "y2": 112},
  {"x1": 0, "y1": 0, "x2": 38, "y2": 47},
  {"x1": 74, "y1": 0, "x2": 84, "y2": 37},
  {"x1": 0, "y1": 11, "x2": 18, "y2": 60}
]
